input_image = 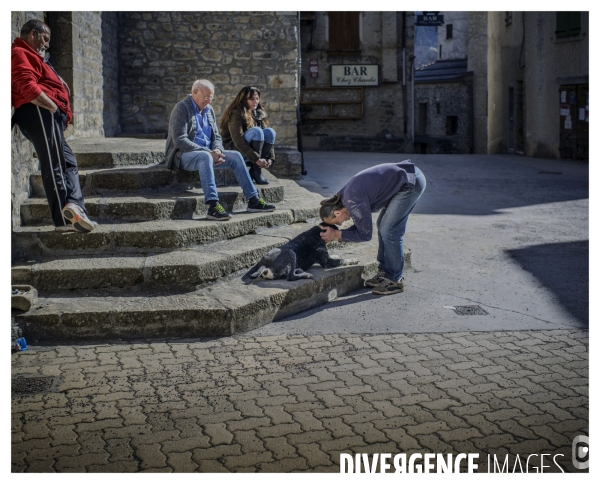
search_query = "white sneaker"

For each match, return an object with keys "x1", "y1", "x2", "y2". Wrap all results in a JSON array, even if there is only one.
[{"x1": 61, "y1": 203, "x2": 96, "y2": 233}]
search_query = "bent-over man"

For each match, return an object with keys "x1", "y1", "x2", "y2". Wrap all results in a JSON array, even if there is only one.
[{"x1": 164, "y1": 79, "x2": 276, "y2": 220}]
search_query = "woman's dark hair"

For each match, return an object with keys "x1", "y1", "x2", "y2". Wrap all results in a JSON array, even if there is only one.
[
  {"x1": 319, "y1": 194, "x2": 344, "y2": 221},
  {"x1": 219, "y1": 86, "x2": 268, "y2": 133}
]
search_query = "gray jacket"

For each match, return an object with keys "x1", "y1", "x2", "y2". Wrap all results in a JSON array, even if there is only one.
[{"x1": 164, "y1": 95, "x2": 224, "y2": 170}]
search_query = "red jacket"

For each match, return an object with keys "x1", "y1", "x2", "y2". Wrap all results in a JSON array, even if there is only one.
[{"x1": 11, "y1": 38, "x2": 72, "y2": 125}]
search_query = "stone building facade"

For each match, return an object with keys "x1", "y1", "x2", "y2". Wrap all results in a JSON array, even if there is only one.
[
  {"x1": 413, "y1": 12, "x2": 473, "y2": 154},
  {"x1": 299, "y1": 12, "x2": 415, "y2": 152},
  {"x1": 487, "y1": 11, "x2": 589, "y2": 159},
  {"x1": 414, "y1": 61, "x2": 472, "y2": 154}
]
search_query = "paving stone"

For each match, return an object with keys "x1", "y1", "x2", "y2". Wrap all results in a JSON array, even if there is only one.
[
  {"x1": 262, "y1": 436, "x2": 298, "y2": 459},
  {"x1": 54, "y1": 452, "x2": 110, "y2": 471},
  {"x1": 257, "y1": 457, "x2": 309, "y2": 472},
  {"x1": 203, "y1": 423, "x2": 234, "y2": 446},
  {"x1": 27, "y1": 444, "x2": 80, "y2": 461},
  {"x1": 291, "y1": 411, "x2": 324, "y2": 431},
  {"x1": 166, "y1": 451, "x2": 198, "y2": 472},
  {"x1": 232, "y1": 430, "x2": 267, "y2": 453},
  {"x1": 160, "y1": 436, "x2": 211, "y2": 453},
  {"x1": 25, "y1": 460, "x2": 56, "y2": 472},
  {"x1": 87, "y1": 461, "x2": 140, "y2": 472},
  {"x1": 222, "y1": 451, "x2": 273, "y2": 468},
  {"x1": 262, "y1": 405, "x2": 294, "y2": 425},
  {"x1": 255, "y1": 423, "x2": 303, "y2": 439}
]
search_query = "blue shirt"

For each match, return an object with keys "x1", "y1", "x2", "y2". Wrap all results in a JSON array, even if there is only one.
[{"x1": 191, "y1": 98, "x2": 212, "y2": 148}]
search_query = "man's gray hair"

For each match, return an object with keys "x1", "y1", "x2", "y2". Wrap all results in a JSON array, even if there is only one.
[
  {"x1": 21, "y1": 19, "x2": 50, "y2": 38},
  {"x1": 192, "y1": 79, "x2": 215, "y2": 94}
]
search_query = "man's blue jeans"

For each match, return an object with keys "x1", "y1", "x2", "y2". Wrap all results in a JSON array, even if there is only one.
[
  {"x1": 376, "y1": 166, "x2": 426, "y2": 282},
  {"x1": 179, "y1": 149, "x2": 258, "y2": 203},
  {"x1": 243, "y1": 126, "x2": 276, "y2": 144}
]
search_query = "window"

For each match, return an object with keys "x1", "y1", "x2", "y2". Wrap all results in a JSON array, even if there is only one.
[
  {"x1": 328, "y1": 12, "x2": 360, "y2": 52},
  {"x1": 439, "y1": 44, "x2": 442, "y2": 59},
  {"x1": 556, "y1": 12, "x2": 581, "y2": 38},
  {"x1": 446, "y1": 24, "x2": 453, "y2": 39},
  {"x1": 446, "y1": 116, "x2": 458, "y2": 135}
]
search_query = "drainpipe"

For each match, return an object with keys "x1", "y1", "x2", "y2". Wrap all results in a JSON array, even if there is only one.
[
  {"x1": 402, "y1": 12, "x2": 407, "y2": 135},
  {"x1": 468, "y1": 76, "x2": 474, "y2": 154},
  {"x1": 296, "y1": 11, "x2": 307, "y2": 175},
  {"x1": 410, "y1": 54, "x2": 416, "y2": 143}
]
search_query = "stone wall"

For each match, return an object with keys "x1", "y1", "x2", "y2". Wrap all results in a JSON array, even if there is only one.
[
  {"x1": 71, "y1": 12, "x2": 105, "y2": 137},
  {"x1": 101, "y1": 12, "x2": 121, "y2": 136},
  {"x1": 438, "y1": 12, "x2": 468, "y2": 61},
  {"x1": 117, "y1": 12, "x2": 299, "y2": 150},
  {"x1": 299, "y1": 12, "x2": 414, "y2": 152},
  {"x1": 11, "y1": 11, "x2": 44, "y2": 231},
  {"x1": 415, "y1": 81, "x2": 471, "y2": 154}
]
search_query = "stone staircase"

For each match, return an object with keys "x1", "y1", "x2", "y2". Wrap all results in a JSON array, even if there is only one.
[{"x1": 12, "y1": 138, "x2": 391, "y2": 343}]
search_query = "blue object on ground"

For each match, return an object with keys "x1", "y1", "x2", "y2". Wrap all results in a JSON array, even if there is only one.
[{"x1": 16, "y1": 337, "x2": 27, "y2": 351}]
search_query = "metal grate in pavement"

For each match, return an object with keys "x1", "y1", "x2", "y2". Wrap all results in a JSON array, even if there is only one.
[
  {"x1": 11, "y1": 377, "x2": 56, "y2": 395},
  {"x1": 453, "y1": 305, "x2": 489, "y2": 316}
]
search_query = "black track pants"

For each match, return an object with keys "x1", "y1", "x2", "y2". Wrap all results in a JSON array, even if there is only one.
[{"x1": 14, "y1": 103, "x2": 86, "y2": 227}]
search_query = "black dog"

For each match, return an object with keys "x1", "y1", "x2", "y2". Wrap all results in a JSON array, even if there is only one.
[{"x1": 243, "y1": 223, "x2": 359, "y2": 281}]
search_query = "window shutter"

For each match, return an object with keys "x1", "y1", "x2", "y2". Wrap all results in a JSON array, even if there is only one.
[
  {"x1": 328, "y1": 12, "x2": 360, "y2": 51},
  {"x1": 568, "y1": 12, "x2": 581, "y2": 36},
  {"x1": 556, "y1": 12, "x2": 568, "y2": 38},
  {"x1": 556, "y1": 11, "x2": 581, "y2": 38}
]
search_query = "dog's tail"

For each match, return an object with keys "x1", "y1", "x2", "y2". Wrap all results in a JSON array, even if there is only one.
[{"x1": 243, "y1": 263, "x2": 266, "y2": 280}]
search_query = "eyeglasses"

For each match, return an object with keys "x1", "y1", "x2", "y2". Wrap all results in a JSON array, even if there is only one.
[{"x1": 204, "y1": 96, "x2": 215, "y2": 101}]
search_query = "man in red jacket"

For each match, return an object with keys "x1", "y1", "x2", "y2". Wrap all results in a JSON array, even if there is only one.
[{"x1": 12, "y1": 19, "x2": 96, "y2": 233}]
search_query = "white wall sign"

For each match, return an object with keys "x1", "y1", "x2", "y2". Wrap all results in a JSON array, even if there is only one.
[{"x1": 331, "y1": 65, "x2": 379, "y2": 86}]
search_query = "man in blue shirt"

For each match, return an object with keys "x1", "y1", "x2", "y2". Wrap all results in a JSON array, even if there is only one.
[{"x1": 165, "y1": 79, "x2": 275, "y2": 220}]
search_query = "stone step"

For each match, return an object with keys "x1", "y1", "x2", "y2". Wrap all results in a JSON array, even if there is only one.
[
  {"x1": 21, "y1": 184, "x2": 284, "y2": 226},
  {"x1": 30, "y1": 164, "x2": 246, "y2": 197},
  {"x1": 12, "y1": 233, "x2": 290, "y2": 292},
  {"x1": 14, "y1": 237, "x2": 381, "y2": 342},
  {"x1": 68, "y1": 138, "x2": 166, "y2": 169},
  {"x1": 12, "y1": 197, "x2": 323, "y2": 259}
]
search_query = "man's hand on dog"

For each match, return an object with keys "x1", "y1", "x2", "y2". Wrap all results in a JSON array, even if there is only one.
[{"x1": 320, "y1": 225, "x2": 342, "y2": 243}]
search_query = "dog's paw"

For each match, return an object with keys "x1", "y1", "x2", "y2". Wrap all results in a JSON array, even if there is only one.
[{"x1": 341, "y1": 258, "x2": 359, "y2": 266}]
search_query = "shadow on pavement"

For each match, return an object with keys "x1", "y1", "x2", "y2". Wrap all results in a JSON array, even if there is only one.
[
  {"x1": 302, "y1": 153, "x2": 589, "y2": 217},
  {"x1": 506, "y1": 240, "x2": 589, "y2": 327}
]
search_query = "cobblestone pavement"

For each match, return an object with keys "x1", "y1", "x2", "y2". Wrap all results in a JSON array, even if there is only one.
[{"x1": 12, "y1": 330, "x2": 588, "y2": 473}]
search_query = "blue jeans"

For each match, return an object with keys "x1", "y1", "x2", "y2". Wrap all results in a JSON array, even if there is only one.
[
  {"x1": 179, "y1": 149, "x2": 258, "y2": 203},
  {"x1": 376, "y1": 166, "x2": 426, "y2": 282},
  {"x1": 243, "y1": 126, "x2": 276, "y2": 144}
]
